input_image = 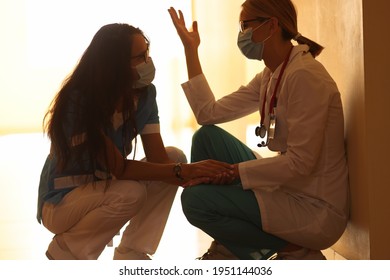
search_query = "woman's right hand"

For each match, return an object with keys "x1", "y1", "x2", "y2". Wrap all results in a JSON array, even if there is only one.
[{"x1": 168, "y1": 7, "x2": 200, "y2": 52}]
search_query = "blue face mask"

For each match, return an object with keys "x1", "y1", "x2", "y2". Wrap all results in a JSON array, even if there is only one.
[{"x1": 237, "y1": 21, "x2": 271, "y2": 61}]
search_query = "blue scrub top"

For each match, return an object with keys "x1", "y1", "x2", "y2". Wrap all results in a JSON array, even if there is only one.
[{"x1": 36, "y1": 84, "x2": 159, "y2": 223}]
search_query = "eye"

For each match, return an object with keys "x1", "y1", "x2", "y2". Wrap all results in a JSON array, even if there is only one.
[
  {"x1": 131, "y1": 49, "x2": 149, "y2": 63},
  {"x1": 240, "y1": 19, "x2": 256, "y2": 32}
]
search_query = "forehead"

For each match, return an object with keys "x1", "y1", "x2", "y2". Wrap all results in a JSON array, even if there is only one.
[
  {"x1": 239, "y1": 7, "x2": 267, "y2": 20},
  {"x1": 131, "y1": 34, "x2": 148, "y2": 53},
  {"x1": 240, "y1": 9, "x2": 254, "y2": 20}
]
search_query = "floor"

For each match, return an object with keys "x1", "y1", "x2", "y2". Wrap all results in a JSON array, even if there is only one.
[{"x1": 0, "y1": 133, "x2": 212, "y2": 260}]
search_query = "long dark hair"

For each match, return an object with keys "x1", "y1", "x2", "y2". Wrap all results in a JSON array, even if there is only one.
[{"x1": 44, "y1": 23, "x2": 148, "y2": 174}]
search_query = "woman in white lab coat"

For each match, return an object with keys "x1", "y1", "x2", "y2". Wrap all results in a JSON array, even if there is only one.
[{"x1": 169, "y1": 0, "x2": 349, "y2": 260}]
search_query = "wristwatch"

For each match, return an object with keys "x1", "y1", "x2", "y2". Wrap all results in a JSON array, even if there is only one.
[{"x1": 173, "y1": 163, "x2": 184, "y2": 180}]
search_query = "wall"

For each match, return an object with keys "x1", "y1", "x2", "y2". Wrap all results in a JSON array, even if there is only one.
[
  {"x1": 294, "y1": 0, "x2": 368, "y2": 260},
  {"x1": 0, "y1": 0, "x2": 191, "y2": 136},
  {"x1": 192, "y1": 0, "x2": 260, "y2": 140},
  {"x1": 294, "y1": 0, "x2": 390, "y2": 259},
  {"x1": 362, "y1": 0, "x2": 390, "y2": 259}
]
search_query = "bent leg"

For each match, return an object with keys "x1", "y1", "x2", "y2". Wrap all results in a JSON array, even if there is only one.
[
  {"x1": 182, "y1": 184, "x2": 287, "y2": 259},
  {"x1": 43, "y1": 179, "x2": 147, "y2": 259},
  {"x1": 116, "y1": 147, "x2": 187, "y2": 257},
  {"x1": 187, "y1": 127, "x2": 286, "y2": 259},
  {"x1": 191, "y1": 125, "x2": 256, "y2": 164},
  {"x1": 117, "y1": 180, "x2": 178, "y2": 256}
]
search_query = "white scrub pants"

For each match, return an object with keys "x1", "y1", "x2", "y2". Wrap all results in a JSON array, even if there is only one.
[{"x1": 42, "y1": 147, "x2": 186, "y2": 259}]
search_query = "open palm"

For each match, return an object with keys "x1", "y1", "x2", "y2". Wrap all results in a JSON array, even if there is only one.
[{"x1": 168, "y1": 7, "x2": 200, "y2": 50}]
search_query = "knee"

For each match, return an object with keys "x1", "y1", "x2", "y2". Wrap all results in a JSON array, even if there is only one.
[
  {"x1": 191, "y1": 125, "x2": 226, "y2": 153},
  {"x1": 192, "y1": 125, "x2": 217, "y2": 143},
  {"x1": 113, "y1": 180, "x2": 147, "y2": 216},
  {"x1": 181, "y1": 187, "x2": 196, "y2": 223},
  {"x1": 166, "y1": 146, "x2": 187, "y2": 163},
  {"x1": 181, "y1": 186, "x2": 208, "y2": 226}
]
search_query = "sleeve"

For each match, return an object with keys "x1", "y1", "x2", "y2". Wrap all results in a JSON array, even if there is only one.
[
  {"x1": 140, "y1": 84, "x2": 160, "y2": 135},
  {"x1": 181, "y1": 73, "x2": 264, "y2": 125},
  {"x1": 240, "y1": 67, "x2": 334, "y2": 189},
  {"x1": 145, "y1": 97, "x2": 159, "y2": 124}
]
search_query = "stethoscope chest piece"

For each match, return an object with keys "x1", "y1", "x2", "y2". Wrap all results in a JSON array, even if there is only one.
[{"x1": 255, "y1": 114, "x2": 276, "y2": 147}]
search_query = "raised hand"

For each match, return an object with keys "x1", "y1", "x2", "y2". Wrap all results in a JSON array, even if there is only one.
[
  {"x1": 168, "y1": 7, "x2": 203, "y2": 79},
  {"x1": 168, "y1": 7, "x2": 200, "y2": 52}
]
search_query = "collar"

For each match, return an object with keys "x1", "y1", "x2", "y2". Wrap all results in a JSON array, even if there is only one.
[{"x1": 267, "y1": 44, "x2": 310, "y2": 80}]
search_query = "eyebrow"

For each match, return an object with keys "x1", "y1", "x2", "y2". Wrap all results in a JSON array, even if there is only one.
[
  {"x1": 133, "y1": 43, "x2": 149, "y2": 56},
  {"x1": 133, "y1": 48, "x2": 147, "y2": 56}
]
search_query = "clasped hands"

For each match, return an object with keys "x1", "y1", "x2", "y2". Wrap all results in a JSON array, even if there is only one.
[{"x1": 180, "y1": 160, "x2": 239, "y2": 188}]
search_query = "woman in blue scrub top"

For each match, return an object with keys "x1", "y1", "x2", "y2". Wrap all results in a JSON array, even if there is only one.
[{"x1": 37, "y1": 23, "x2": 234, "y2": 260}]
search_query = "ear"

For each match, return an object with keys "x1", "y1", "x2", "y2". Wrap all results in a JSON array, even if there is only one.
[{"x1": 268, "y1": 17, "x2": 280, "y2": 34}]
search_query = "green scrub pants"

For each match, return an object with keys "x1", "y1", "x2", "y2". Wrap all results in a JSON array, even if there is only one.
[{"x1": 181, "y1": 125, "x2": 287, "y2": 260}]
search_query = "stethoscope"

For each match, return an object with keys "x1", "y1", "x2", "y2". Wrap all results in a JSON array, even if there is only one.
[{"x1": 256, "y1": 46, "x2": 293, "y2": 147}]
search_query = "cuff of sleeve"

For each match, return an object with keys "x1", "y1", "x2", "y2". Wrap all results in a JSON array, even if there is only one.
[
  {"x1": 181, "y1": 73, "x2": 206, "y2": 89},
  {"x1": 181, "y1": 74, "x2": 216, "y2": 125},
  {"x1": 181, "y1": 74, "x2": 211, "y2": 100},
  {"x1": 140, "y1": 124, "x2": 160, "y2": 135},
  {"x1": 239, "y1": 163, "x2": 251, "y2": 190}
]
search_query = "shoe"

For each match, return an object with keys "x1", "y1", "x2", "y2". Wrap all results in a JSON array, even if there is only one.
[
  {"x1": 249, "y1": 249, "x2": 278, "y2": 260},
  {"x1": 277, "y1": 248, "x2": 326, "y2": 260},
  {"x1": 46, "y1": 236, "x2": 76, "y2": 260},
  {"x1": 113, "y1": 247, "x2": 152, "y2": 260},
  {"x1": 197, "y1": 241, "x2": 239, "y2": 260}
]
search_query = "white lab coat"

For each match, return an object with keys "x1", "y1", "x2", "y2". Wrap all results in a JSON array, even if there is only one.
[{"x1": 181, "y1": 45, "x2": 349, "y2": 250}]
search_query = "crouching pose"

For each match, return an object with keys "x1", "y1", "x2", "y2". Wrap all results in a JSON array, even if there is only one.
[
  {"x1": 169, "y1": 0, "x2": 349, "y2": 260},
  {"x1": 37, "y1": 23, "x2": 233, "y2": 260}
]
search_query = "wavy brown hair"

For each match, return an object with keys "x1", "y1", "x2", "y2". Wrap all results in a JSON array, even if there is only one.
[{"x1": 44, "y1": 23, "x2": 148, "y2": 174}]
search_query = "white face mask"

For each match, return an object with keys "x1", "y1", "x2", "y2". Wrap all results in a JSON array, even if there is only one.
[{"x1": 133, "y1": 58, "x2": 156, "y2": 88}]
